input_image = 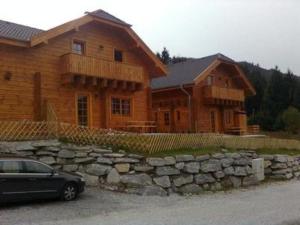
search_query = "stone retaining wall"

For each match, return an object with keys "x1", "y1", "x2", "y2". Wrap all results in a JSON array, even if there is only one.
[{"x1": 0, "y1": 140, "x2": 299, "y2": 196}]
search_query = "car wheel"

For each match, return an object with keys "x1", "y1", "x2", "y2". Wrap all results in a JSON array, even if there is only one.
[{"x1": 61, "y1": 183, "x2": 78, "y2": 201}]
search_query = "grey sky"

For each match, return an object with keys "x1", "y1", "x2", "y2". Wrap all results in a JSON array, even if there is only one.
[{"x1": 1, "y1": 0, "x2": 299, "y2": 74}]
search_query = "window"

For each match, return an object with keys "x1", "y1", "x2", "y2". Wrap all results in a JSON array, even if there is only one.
[
  {"x1": 164, "y1": 112, "x2": 170, "y2": 126},
  {"x1": 0, "y1": 160, "x2": 22, "y2": 173},
  {"x1": 177, "y1": 111, "x2": 181, "y2": 121},
  {"x1": 207, "y1": 75, "x2": 214, "y2": 86},
  {"x1": 114, "y1": 50, "x2": 123, "y2": 62},
  {"x1": 77, "y1": 94, "x2": 89, "y2": 126},
  {"x1": 72, "y1": 40, "x2": 85, "y2": 55},
  {"x1": 112, "y1": 97, "x2": 131, "y2": 116},
  {"x1": 23, "y1": 161, "x2": 53, "y2": 174},
  {"x1": 225, "y1": 79, "x2": 230, "y2": 88}
]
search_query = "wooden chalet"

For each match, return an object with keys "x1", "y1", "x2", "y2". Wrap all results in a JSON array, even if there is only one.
[
  {"x1": 0, "y1": 10, "x2": 166, "y2": 131},
  {"x1": 151, "y1": 54, "x2": 256, "y2": 134}
]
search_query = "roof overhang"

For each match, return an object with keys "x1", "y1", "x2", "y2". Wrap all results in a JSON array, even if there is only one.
[
  {"x1": 152, "y1": 83, "x2": 194, "y2": 93},
  {"x1": 0, "y1": 37, "x2": 29, "y2": 47}
]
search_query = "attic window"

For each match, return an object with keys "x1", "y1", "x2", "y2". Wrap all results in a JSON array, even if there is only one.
[
  {"x1": 114, "y1": 50, "x2": 123, "y2": 62},
  {"x1": 72, "y1": 40, "x2": 85, "y2": 55}
]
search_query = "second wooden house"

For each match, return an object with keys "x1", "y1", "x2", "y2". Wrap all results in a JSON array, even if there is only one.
[{"x1": 151, "y1": 54, "x2": 256, "y2": 134}]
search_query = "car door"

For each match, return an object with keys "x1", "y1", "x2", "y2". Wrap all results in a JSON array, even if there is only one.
[
  {"x1": 23, "y1": 160, "x2": 65, "y2": 199},
  {"x1": 0, "y1": 160, "x2": 31, "y2": 202}
]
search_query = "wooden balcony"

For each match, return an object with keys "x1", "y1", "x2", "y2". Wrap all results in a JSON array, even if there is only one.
[
  {"x1": 60, "y1": 53, "x2": 144, "y2": 83},
  {"x1": 203, "y1": 86, "x2": 245, "y2": 105}
]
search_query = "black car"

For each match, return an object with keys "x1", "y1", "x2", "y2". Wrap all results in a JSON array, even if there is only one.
[{"x1": 0, "y1": 155, "x2": 85, "y2": 203}]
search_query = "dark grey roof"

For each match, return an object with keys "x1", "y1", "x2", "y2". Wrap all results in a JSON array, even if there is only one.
[
  {"x1": 0, "y1": 20, "x2": 43, "y2": 41},
  {"x1": 151, "y1": 53, "x2": 234, "y2": 89},
  {"x1": 87, "y1": 9, "x2": 131, "y2": 27}
]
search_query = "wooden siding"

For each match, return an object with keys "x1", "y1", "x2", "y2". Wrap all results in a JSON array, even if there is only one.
[{"x1": 0, "y1": 22, "x2": 153, "y2": 130}]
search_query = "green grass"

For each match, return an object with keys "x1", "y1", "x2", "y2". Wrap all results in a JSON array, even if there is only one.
[{"x1": 123, "y1": 146, "x2": 300, "y2": 157}]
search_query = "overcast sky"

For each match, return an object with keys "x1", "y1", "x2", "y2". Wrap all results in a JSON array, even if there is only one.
[{"x1": 1, "y1": 0, "x2": 299, "y2": 74}]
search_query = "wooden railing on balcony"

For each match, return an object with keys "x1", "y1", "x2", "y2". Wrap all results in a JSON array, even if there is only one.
[
  {"x1": 61, "y1": 53, "x2": 144, "y2": 83},
  {"x1": 203, "y1": 86, "x2": 245, "y2": 102}
]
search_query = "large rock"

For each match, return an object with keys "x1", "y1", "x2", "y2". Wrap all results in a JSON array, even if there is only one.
[
  {"x1": 120, "y1": 174, "x2": 152, "y2": 186},
  {"x1": 115, "y1": 163, "x2": 130, "y2": 173},
  {"x1": 225, "y1": 153, "x2": 241, "y2": 159},
  {"x1": 259, "y1": 154, "x2": 274, "y2": 160},
  {"x1": 146, "y1": 158, "x2": 166, "y2": 166},
  {"x1": 134, "y1": 165, "x2": 154, "y2": 172},
  {"x1": 173, "y1": 175, "x2": 193, "y2": 187},
  {"x1": 114, "y1": 158, "x2": 140, "y2": 163},
  {"x1": 175, "y1": 155, "x2": 194, "y2": 162},
  {"x1": 128, "y1": 154, "x2": 144, "y2": 159},
  {"x1": 195, "y1": 173, "x2": 216, "y2": 184},
  {"x1": 156, "y1": 166, "x2": 180, "y2": 176},
  {"x1": 75, "y1": 152, "x2": 88, "y2": 158},
  {"x1": 58, "y1": 149, "x2": 75, "y2": 159},
  {"x1": 63, "y1": 164, "x2": 78, "y2": 172},
  {"x1": 85, "y1": 164, "x2": 112, "y2": 176},
  {"x1": 271, "y1": 163, "x2": 288, "y2": 169},
  {"x1": 221, "y1": 158, "x2": 234, "y2": 168},
  {"x1": 74, "y1": 157, "x2": 95, "y2": 164},
  {"x1": 80, "y1": 173, "x2": 99, "y2": 186},
  {"x1": 106, "y1": 168, "x2": 120, "y2": 184},
  {"x1": 16, "y1": 142, "x2": 36, "y2": 151},
  {"x1": 31, "y1": 139, "x2": 61, "y2": 147},
  {"x1": 92, "y1": 148, "x2": 113, "y2": 154},
  {"x1": 39, "y1": 156, "x2": 56, "y2": 165},
  {"x1": 195, "y1": 154, "x2": 210, "y2": 162},
  {"x1": 44, "y1": 146, "x2": 60, "y2": 152},
  {"x1": 36, "y1": 151, "x2": 56, "y2": 156},
  {"x1": 224, "y1": 166, "x2": 235, "y2": 175},
  {"x1": 97, "y1": 157, "x2": 113, "y2": 165},
  {"x1": 200, "y1": 159, "x2": 221, "y2": 172},
  {"x1": 183, "y1": 162, "x2": 200, "y2": 174},
  {"x1": 234, "y1": 167, "x2": 247, "y2": 176},
  {"x1": 164, "y1": 156, "x2": 176, "y2": 165},
  {"x1": 272, "y1": 168, "x2": 292, "y2": 175},
  {"x1": 103, "y1": 153, "x2": 125, "y2": 158},
  {"x1": 233, "y1": 158, "x2": 250, "y2": 166},
  {"x1": 153, "y1": 176, "x2": 171, "y2": 188},
  {"x1": 212, "y1": 153, "x2": 225, "y2": 159},
  {"x1": 127, "y1": 186, "x2": 167, "y2": 196},
  {"x1": 175, "y1": 162, "x2": 185, "y2": 170},
  {"x1": 179, "y1": 184, "x2": 203, "y2": 194},
  {"x1": 274, "y1": 155, "x2": 288, "y2": 163},
  {"x1": 229, "y1": 176, "x2": 241, "y2": 188},
  {"x1": 214, "y1": 171, "x2": 225, "y2": 179}
]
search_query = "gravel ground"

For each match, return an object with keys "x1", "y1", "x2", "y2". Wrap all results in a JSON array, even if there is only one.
[{"x1": 1, "y1": 181, "x2": 300, "y2": 225}]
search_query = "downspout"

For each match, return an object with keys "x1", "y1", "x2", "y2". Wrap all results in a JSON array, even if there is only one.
[{"x1": 180, "y1": 85, "x2": 192, "y2": 133}]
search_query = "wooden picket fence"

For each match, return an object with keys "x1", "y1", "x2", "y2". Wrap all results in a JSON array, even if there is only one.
[{"x1": 0, "y1": 120, "x2": 300, "y2": 154}]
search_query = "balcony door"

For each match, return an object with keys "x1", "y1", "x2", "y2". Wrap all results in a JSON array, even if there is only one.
[{"x1": 76, "y1": 93, "x2": 91, "y2": 127}]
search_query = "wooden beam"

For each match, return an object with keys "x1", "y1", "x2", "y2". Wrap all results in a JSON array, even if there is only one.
[
  {"x1": 74, "y1": 75, "x2": 86, "y2": 85},
  {"x1": 129, "y1": 82, "x2": 136, "y2": 91},
  {"x1": 122, "y1": 81, "x2": 127, "y2": 90},
  {"x1": 99, "y1": 79, "x2": 108, "y2": 88},
  {"x1": 111, "y1": 80, "x2": 118, "y2": 89},
  {"x1": 92, "y1": 77, "x2": 98, "y2": 86}
]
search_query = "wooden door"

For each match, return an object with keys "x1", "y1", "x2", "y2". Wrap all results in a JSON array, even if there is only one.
[{"x1": 157, "y1": 110, "x2": 171, "y2": 133}]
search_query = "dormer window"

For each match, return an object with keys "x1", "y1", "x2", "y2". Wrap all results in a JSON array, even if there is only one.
[
  {"x1": 114, "y1": 49, "x2": 123, "y2": 62},
  {"x1": 72, "y1": 40, "x2": 85, "y2": 55}
]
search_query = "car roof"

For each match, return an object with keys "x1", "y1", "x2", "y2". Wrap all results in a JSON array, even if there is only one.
[{"x1": 0, "y1": 154, "x2": 34, "y2": 161}]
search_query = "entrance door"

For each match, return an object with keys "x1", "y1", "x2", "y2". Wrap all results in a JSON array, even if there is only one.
[{"x1": 210, "y1": 111, "x2": 216, "y2": 132}]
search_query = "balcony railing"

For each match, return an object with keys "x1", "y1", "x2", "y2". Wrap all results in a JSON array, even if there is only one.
[
  {"x1": 61, "y1": 53, "x2": 144, "y2": 83},
  {"x1": 203, "y1": 86, "x2": 245, "y2": 102}
]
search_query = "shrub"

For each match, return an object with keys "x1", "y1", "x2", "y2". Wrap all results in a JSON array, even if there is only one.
[{"x1": 281, "y1": 107, "x2": 300, "y2": 134}]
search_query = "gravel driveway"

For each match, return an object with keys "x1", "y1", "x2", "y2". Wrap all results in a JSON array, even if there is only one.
[{"x1": 1, "y1": 181, "x2": 300, "y2": 225}]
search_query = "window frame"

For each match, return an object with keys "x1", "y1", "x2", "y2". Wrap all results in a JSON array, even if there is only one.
[
  {"x1": 111, "y1": 97, "x2": 132, "y2": 116},
  {"x1": 206, "y1": 75, "x2": 214, "y2": 86},
  {"x1": 72, "y1": 39, "x2": 86, "y2": 55}
]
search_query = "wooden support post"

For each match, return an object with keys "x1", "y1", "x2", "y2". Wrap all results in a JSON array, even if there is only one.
[{"x1": 33, "y1": 72, "x2": 42, "y2": 121}]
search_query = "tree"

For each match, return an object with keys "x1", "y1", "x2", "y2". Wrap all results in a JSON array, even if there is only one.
[
  {"x1": 281, "y1": 107, "x2": 300, "y2": 134},
  {"x1": 156, "y1": 47, "x2": 171, "y2": 65}
]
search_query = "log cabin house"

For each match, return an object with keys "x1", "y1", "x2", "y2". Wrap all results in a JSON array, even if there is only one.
[
  {"x1": 151, "y1": 54, "x2": 256, "y2": 134},
  {"x1": 0, "y1": 10, "x2": 166, "y2": 131}
]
